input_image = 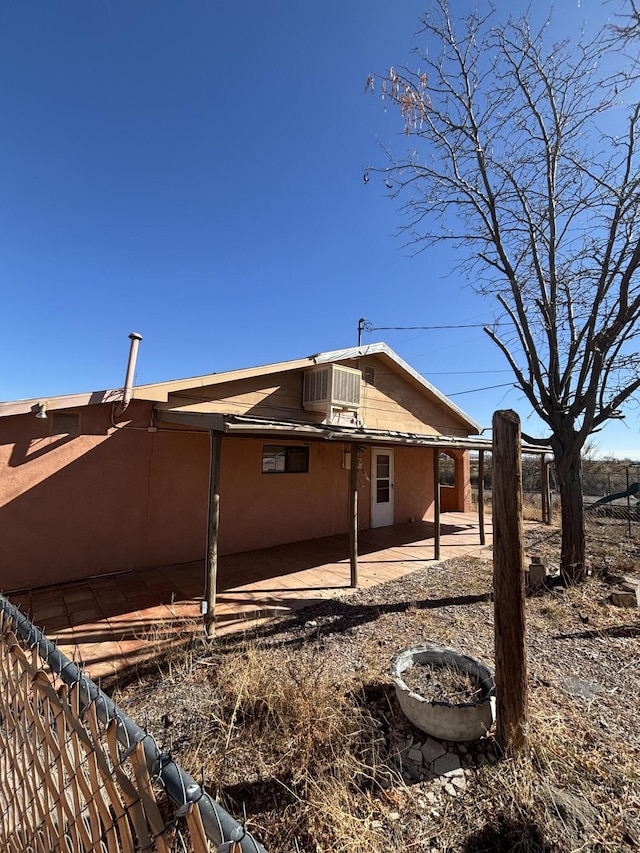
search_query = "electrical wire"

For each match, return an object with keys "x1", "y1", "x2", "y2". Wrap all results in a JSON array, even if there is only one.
[
  {"x1": 446, "y1": 382, "x2": 515, "y2": 397},
  {"x1": 366, "y1": 323, "x2": 506, "y2": 330},
  {"x1": 357, "y1": 318, "x2": 516, "y2": 397},
  {"x1": 427, "y1": 369, "x2": 512, "y2": 376}
]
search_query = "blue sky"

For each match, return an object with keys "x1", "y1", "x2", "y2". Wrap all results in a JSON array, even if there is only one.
[{"x1": 2, "y1": 0, "x2": 638, "y2": 458}]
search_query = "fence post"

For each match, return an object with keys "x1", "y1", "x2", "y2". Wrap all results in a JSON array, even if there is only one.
[{"x1": 492, "y1": 410, "x2": 528, "y2": 754}]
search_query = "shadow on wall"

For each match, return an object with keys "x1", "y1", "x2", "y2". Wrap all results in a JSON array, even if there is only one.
[
  {"x1": 0, "y1": 421, "x2": 210, "y2": 590},
  {"x1": 6, "y1": 408, "x2": 112, "y2": 469}
]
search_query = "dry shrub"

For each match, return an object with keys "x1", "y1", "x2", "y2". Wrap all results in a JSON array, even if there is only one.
[
  {"x1": 469, "y1": 679, "x2": 638, "y2": 852},
  {"x1": 187, "y1": 643, "x2": 393, "y2": 852},
  {"x1": 437, "y1": 706, "x2": 637, "y2": 853}
]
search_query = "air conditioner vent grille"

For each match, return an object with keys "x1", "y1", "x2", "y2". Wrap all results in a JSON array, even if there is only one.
[
  {"x1": 333, "y1": 368, "x2": 361, "y2": 407},
  {"x1": 303, "y1": 365, "x2": 362, "y2": 411},
  {"x1": 304, "y1": 368, "x2": 329, "y2": 406}
]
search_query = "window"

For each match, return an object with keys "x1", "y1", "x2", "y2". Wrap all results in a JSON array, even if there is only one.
[{"x1": 262, "y1": 445, "x2": 309, "y2": 474}]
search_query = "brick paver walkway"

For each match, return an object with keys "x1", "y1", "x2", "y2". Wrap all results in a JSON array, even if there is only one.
[{"x1": 9, "y1": 512, "x2": 493, "y2": 679}]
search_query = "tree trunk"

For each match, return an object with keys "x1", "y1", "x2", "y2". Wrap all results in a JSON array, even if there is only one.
[{"x1": 553, "y1": 444, "x2": 586, "y2": 583}]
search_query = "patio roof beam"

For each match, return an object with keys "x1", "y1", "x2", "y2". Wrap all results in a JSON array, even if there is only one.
[{"x1": 154, "y1": 410, "x2": 542, "y2": 453}]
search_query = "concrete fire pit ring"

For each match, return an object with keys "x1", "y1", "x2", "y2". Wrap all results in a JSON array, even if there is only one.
[{"x1": 391, "y1": 644, "x2": 496, "y2": 742}]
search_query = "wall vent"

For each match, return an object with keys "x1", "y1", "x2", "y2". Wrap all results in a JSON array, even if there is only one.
[
  {"x1": 51, "y1": 412, "x2": 80, "y2": 436},
  {"x1": 303, "y1": 365, "x2": 362, "y2": 411}
]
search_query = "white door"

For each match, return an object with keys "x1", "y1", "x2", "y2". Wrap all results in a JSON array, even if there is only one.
[{"x1": 371, "y1": 449, "x2": 394, "y2": 528}]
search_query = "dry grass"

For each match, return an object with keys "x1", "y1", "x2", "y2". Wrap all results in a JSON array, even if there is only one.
[
  {"x1": 115, "y1": 519, "x2": 640, "y2": 852},
  {"x1": 208, "y1": 647, "x2": 395, "y2": 851}
]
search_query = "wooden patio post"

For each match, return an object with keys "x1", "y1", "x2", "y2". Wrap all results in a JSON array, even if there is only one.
[
  {"x1": 492, "y1": 410, "x2": 528, "y2": 754},
  {"x1": 478, "y1": 450, "x2": 486, "y2": 545},
  {"x1": 204, "y1": 432, "x2": 222, "y2": 638},
  {"x1": 349, "y1": 446, "x2": 360, "y2": 588},
  {"x1": 541, "y1": 454, "x2": 551, "y2": 525},
  {"x1": 432, "y1": 448, "x2": 441, "y2": 560}
]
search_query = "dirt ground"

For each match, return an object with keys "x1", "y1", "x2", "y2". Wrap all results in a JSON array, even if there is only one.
[{"x1": 115, "y1": 520, "x2": 640, "y2": 852}]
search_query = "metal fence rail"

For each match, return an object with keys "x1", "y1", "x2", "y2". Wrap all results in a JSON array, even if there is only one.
[{"x1": 0, "y1": 595, "x2": 267, "y2": 853}]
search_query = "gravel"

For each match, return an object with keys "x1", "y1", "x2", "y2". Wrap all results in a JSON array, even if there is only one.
[{"x1": 115, "y1": 522, "x2": 640, "y2": 852}]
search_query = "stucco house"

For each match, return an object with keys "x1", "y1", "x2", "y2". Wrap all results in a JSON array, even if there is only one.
[{"x1": 0, "y1": 341, "x2": 489, "y2": 593}]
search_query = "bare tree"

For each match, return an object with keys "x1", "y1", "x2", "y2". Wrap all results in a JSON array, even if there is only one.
[{"x1": 367, "y1": 0, "x2": 640, "y2": 581}]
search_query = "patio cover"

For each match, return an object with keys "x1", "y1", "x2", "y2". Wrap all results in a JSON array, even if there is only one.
[{"x1": 154, "y1": 410, "x2": 501, "y2": 451}]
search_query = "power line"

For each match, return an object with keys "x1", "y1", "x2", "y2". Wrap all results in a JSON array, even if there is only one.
[
  {"x1": 369, "y1": 323, "x2": 504, "y2": 330},
  {"x1": 356, "y1": 317, "x2": 515, "y2": 397},
  {"x1": 357, "y1": 316, "x2": 506, "y2": 345},
  {"x1": 428, "y1": 369, "x2": 512, "y2": 376},
  {"x1": 446, "y1": 382, "x2": 515, "y2": 397}
]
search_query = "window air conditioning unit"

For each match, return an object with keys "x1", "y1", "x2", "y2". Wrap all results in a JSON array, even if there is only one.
[{"x1": 303, "y1": 365, "x2": 362, "y2": 412}]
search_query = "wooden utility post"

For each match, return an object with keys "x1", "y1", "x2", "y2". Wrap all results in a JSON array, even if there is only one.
[
  {"x1": 349, "y1": 446, "x2": 360, "y2": 588},
  {"x1": 492, "y1": 410, "x2": 528, "y2": 754},
  {"x1": 204, "y1": 432, "x2": 222, "y2": 638},
  {"x1": 432, "y1": 448, "x2": 441, "y2": 560}
]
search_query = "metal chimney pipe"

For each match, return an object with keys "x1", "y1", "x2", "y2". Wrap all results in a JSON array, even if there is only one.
[{"x1": 117, "y1": 332, "x2": 143, "y2": 414}]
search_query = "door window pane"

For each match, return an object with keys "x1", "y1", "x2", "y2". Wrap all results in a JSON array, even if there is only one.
[
  {"x1": 377, "y1": 455, "x2": 390, "y2": 478},
  {"x1": 377, "y1": 483, "x2": 390, "y2": 503}
]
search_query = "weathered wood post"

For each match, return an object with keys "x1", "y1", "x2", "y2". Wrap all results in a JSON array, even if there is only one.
[
  {"x1": 492, "y1": 410, "x2": 528, "y2": 753},
  {"x1": 204, "y1": 432, "x2": 222, "y2": 638},
  {"x1": 432, "y1": 448, "x2": 441, "y2": 560},
  {"x1": 478, "y1": 449, "x2": 485, "y2": 545},
  {"x1": 349, "y1": 445, "x2": 360, "y2": 588},
  {"x1": 541, "y1": 454, "x2": 550, "y2": 525}
]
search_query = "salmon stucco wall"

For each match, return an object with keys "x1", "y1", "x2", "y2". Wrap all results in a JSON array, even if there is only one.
[
  {"x1": 216, "y1": 442, "x2": 440, "y2": 549},
  {"x1": 0, "y1": 402, "x2": 210, "y2": 590},
  {"x1": 0, "y1": 403, "x2": 466, "y2": 590},
  {"x1": 439, "y1": 450, "x2": 472, "y2": 513},
  {"x1": 216, "y1": 439, "x2": 352, "y2": 553},
  {"x1": 393, "y1": 447, "x2": 435, "y2": 523}
]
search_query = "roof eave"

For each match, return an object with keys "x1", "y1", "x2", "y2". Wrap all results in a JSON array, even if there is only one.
[{"x1": 0, "y1": 389, "x2": 121, "y2": 418}]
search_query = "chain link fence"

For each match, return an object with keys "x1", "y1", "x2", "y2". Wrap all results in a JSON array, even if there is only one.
[
  {"x1": 0, "y1": 595, "x2": 267, "y2": 853},
  {"x1": 470, "y1": 451, "x2": 640, "y2": 541},
  {"x1": 583, "y1": 462, "x2": 640, "y2": 540},
  {"x1": 470, "y1": 453, "x2": 554, "y2": 523}
]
